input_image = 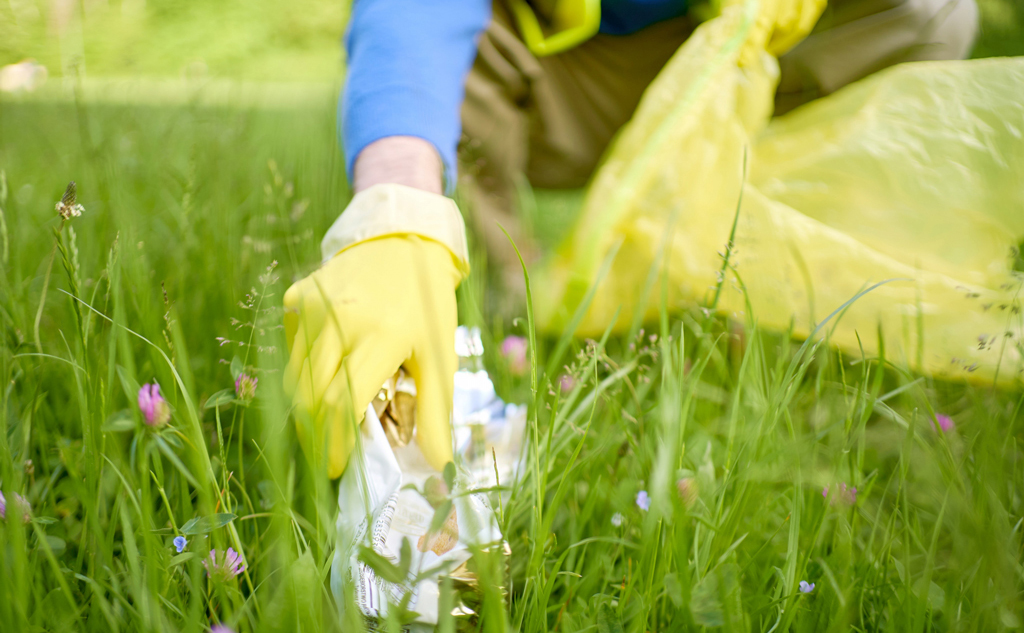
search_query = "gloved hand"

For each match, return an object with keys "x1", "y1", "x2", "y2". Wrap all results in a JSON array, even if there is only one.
[{"x1": 283, "y1": 184, "x2": 470, "y2": 478}]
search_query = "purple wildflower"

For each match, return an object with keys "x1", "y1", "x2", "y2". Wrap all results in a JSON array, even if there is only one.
[
  {"x1": 138, "y1": 383, "x2": 171, "y2": 427},
  {"x1": 557, "y1": 374, "x2": 576, "y2": 392},
  {"x1": 0, "y1": 491, "x2": 30, "y2": 523},
  {"x1": 935, "y1": 414, "x2": 955, "y2": 433},
  {"x1": 173, "y1": 536, "x2": 187, "y2": 553},
  {"x1": 500, "y1": 336, "x2": 529, "y2": 376},
  {"x1": 677, "y1": 477, "x2": 698, "y2": 507},
  {"x1": 799, "y1": 580, "x2": 815, "y2": 594},
  {"x1": 235, "y1": 373, "x2": 258, "y2": 401},
  {"x1": 210, "y1": 626, "x2": 236, "y2": 633},
  {"x1": 203, "y1": 548, "x2": 246, "y2": 581},
  {"x1": 823, "y1": 483, "x2": 857, "y2": 506},
  {"x1": 636, "y1": 490, "x2": 650, "y2": 511}
]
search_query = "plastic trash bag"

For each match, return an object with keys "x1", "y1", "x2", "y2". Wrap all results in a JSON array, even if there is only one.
[{"x1": 538, "y1": 0, "x2": 1024, "y2": 383}]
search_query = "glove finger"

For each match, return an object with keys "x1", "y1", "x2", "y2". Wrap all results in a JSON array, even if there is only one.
[
  {"x1": 287, "y1": 331, "x2": 341, "y2": 419},
  {"x1": 404, "y1": 246, "x2": 458, "y2": 472},
  {"x1": 303, "y1": 323, "x2": 346, "y2": 413},
  {"x1": 283, "y1": 286, "x2": 328, "y2": 393},
  {"x1": 283, "y1": 283, "x2": 302, "y2": 351},
  {"x1": 406, "y1": 352, "x2": 456, "y2": 472},
  {"x1": 283, "y1": 320, "x2": 310, "y2": 399},
  {"x1": 290, "y1": 280, "x2": 329, "y2": 342},
  {"x1": 406, "y1": 315, "x2": 457, "y2": 472},
  {"x1": 319, "y1": 338, "x2": 408, "y2": 478}
]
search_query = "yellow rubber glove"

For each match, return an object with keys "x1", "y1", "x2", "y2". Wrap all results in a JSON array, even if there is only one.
[{"x1": 284, "y1": 231, "x2": 465, "y2": 478}]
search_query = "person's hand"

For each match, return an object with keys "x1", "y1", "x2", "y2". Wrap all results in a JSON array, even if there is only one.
[{"x1": 284, "y1": 235, "x2": 462, "y2": 478}]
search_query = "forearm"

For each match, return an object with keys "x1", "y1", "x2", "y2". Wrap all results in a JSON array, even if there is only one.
[
  {"x1": 341, "y1": 0, "x2": 490, "y2": 194},
  {"x1": 352, "y1": 136, "x2": 443, "y2": 195}
]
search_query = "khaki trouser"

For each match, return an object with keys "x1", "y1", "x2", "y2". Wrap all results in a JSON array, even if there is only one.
[{"x1": 458, "y1": 0, "x2": 978, "y2": 273}]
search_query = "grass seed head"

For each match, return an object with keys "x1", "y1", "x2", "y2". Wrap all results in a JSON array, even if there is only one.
[{"x1": 55, "y1": 181, "x2": 84, "y2": 220}]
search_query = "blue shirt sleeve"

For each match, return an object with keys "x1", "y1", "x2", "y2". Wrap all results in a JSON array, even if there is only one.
[{"x1": 341, "y1": 0, "x2": 491, "y2": 193}]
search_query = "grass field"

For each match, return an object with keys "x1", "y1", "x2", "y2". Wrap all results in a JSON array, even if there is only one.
[
  {"x1": 1, "y1": 0, "x2": 1022, "y2": 80},
  {"x1": 2, "y1": 4, "x2": 1024, "y2": 633}
]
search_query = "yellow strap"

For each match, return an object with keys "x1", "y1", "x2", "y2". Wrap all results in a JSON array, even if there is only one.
[{"x1": 508, "y1": 0, "x2": 602, "y2": 56}]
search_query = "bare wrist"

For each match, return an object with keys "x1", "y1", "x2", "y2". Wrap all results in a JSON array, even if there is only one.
[{"x1": 352, "y1": 136, "x2": 444, "y2": 195}]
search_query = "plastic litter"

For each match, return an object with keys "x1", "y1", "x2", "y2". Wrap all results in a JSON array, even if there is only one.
[{"x1": 332, "y1": 327, "x2": 523, "y2": 627}]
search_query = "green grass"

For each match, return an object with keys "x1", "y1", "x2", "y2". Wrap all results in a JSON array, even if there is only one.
[
  {"x1": 2, "y1": 89, "x2": 1023, "y2": 632},
  {"x1": 0, "y1": 0, "x2": 349, "y2": 82},
  {"x1": 2, "y1": 3, "x2": 1024, "y2": 631},
  {"x1": 1, "y1": 0, "x2": 1022, "y2": 82}
]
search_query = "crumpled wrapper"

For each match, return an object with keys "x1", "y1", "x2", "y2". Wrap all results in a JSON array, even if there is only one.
[
  {"x1": 332, "y1": 328, "x2": 523, "y2": 629},
  {"x1": 452, "y1": 382, "x2": 527, "y2": 492}
]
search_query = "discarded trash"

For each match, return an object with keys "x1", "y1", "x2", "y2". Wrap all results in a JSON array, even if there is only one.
[
  {"x1": 452, "y1": 327, "x2": 527, "y2": 490},
  {"x1": 333, "y1": 326, "x2": 520, "y2": 626}
]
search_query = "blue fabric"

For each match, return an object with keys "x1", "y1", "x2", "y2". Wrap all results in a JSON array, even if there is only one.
[
  {"x1": 600, "y1": 0, "x2": 688, "y2": 35},
  {"x1": 342, "y1": 0, "x2": 686, "y2": 190},
  {"x1": 342, "y1": 0, "x2": 491, "y2": 191}
]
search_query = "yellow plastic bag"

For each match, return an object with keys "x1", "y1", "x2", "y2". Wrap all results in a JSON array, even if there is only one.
[{"x1": 538, "y1": 0, "x2": 1024, "y2": 383}]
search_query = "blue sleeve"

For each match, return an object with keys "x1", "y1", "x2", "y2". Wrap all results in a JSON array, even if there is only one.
[{"x1": 341, "y1": 0, "x2": 491, "y2": 193}]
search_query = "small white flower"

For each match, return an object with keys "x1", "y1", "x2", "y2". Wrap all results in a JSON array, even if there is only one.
[
  {"x1": 611, "y1": 512, "x2": 624, "y2": 527},
  {"x1": 55, "y1": 182, "x2": 83, "y2": 221},
  {"x1": 55, "y1": 201, "x2": 84, "y2": 220}
]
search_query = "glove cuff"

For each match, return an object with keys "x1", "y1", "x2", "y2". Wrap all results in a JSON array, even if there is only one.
[{"x1": 321, "y1": 183, "x2": 471, "y2": 277}]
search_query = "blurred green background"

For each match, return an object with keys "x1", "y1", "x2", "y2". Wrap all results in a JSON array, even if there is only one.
[
  {"x1": 1, "y1": 0, "x2": 1021, "y2": 83},
  {"x1": 0, "y1": 0, "x2": 348, "y2": 82}
]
